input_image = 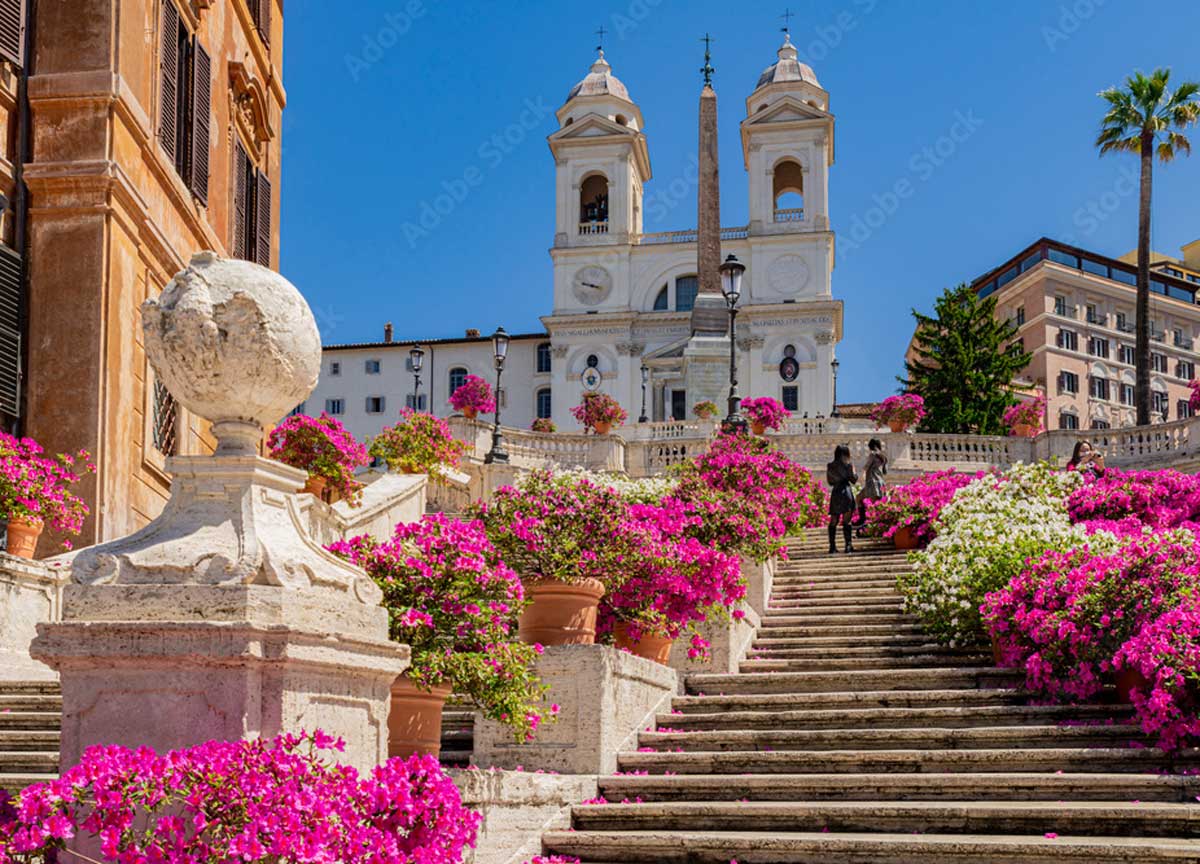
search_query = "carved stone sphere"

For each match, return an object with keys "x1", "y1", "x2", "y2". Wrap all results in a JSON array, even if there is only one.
[{"x1": 142, "y1": 252, "x2": 320, "y2": 452}]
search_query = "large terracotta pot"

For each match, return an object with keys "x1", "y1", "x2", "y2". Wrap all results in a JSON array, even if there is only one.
[
  {"x1": 1115, "y1": 667, "x2": 1149, "y2": 704},
  {"x1": 463, "y1": 407, "x2": 478, "y2": 420},
  {"x1": 887, "y1": 419, "x2": 909, "y2": 433},
  {"x1": 301, "y1": 474, "x2": 327, "y2": 500},
  {"x1": 613, "y1": 623, "x2": 673, "y2": 665},
  {"x1": 593, "y1": 420, "x2": 613, "y2": 436},
  {"x1": 388, "y1": 676, "x2": 454, "y2": 758},
  {"x1": 518, "y1": 577, "x2": 605, "y2": 645},
  {"x1": 893, "y1": 525, "x2": 920, "y2": 550},
  {"x1": 5, "y1": 518, "x2": 42, "y2": 559},
  {"x1": 1013, "y1": 423, "x2": 1038, "y2": 438},
  {"x1": 750, "y1": 421, "x2": 767, "y2": 436}
]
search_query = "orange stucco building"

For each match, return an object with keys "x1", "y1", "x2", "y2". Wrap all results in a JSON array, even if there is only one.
[{"x1": 3, "y1": 0, "x2": 283, "y2": 549}]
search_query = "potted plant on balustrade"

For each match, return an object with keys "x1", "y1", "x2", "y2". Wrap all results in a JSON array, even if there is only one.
[
  {"x1": 740, "y1": 396, "x2": 789, "y2": 436},
  {"x1": 470, "y1": 469, "x2": 630, "y2": 646},
  {"x1": 531, "y1": 418, "x2": 557, "y2": 433},
  {"x1": 449, "y1": 373, "x2": 496, "y2": 421},
  {"x1": 692, "y1": 400, "x2": 719, "y2": 421},
  {"x1": 368, "y1": 409, "x2": 467, "y2": 480},
  {"x1": 571, "y1": 391, "x2": 627, "y2": 435},
  {"x1": 0, "y1": 432, "x2": 95, "y2": 558},
  {"x1": 1003, "y1": 394, "x2": 1046, "y2": 438},
  {"x1": 870, "y1": 392, "x2": 927, "y2": 433},
  {"x1": 329, "y1": 513, "x2": 555, "y2": 758},
  {"x1": 267, "y1": 412, "x2": 369, "y2": 505}
]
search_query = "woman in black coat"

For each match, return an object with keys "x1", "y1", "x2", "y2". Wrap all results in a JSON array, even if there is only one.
[{"x1": 826, "y1": 444, "x2": 857, "y2": 554}]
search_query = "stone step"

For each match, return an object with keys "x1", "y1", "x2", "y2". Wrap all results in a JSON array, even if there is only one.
[
  {"x1": 753, "y1": 622, "x2": 925, "y2": 639},
  {"x1": 637, "y1": 724, "x2": 1145, "y2": 753},
  {"x1": 0, "y1": 773, "x2": 56, "y2": 794},
  {"x1": 671, "y1": 688, "x2": 1029, "y2": 714},
  {"x1": 753, "y1": 633, "x2": 937, "y2": 649},
  {"x1": 598, "y1": 771, "x2": 1200, "y2": 803},
  {"x1": 570, "y1": 800, "x2": 1200, "y2": 838},
  {"x1": 0, "y1": 731, "x2": 59, "y2": 751},
  {"x1": 767, "y1": 598, "x2": 906, "y2": 612},
  {"x1": 770, "y1": 583, "x2": 901, "y2": 596},
  {"x1": 776, "y1": 562, "x2": 910, "y2": 576},
  {"x1": 746, "y1": 644, "x2": 980, "y2": 660},
  {"x1": 0, "y1": 711, "x2": 61, "y2": 730},
  {"x1": 0, "y1": 683, "x2": 60, "y2": 696},
  {"x1": 543, "y1": 829, "x2": 1200, "y2": 862},
  {"x1": 686, "y1": 667, "x2": 1018, "y2": 696},
  {"x1": 656, "y1": 704, "x2": 1126, "y2": 732},
  {"x1": 0, "y1": 695, "x2": 63, "y2": 711},
  {"x1": 770, "y1": 586, "x2": 901, "y2": 600},
  {"x1": 615, "y1": 747, "x2": 1200, "y2": 776},
  {"x1": 739, "y1": 655, "x2": 988, "y2": 673},
  {"x1": 759, "y1": 611, "x2": 918, "y2": 626},
  {"x1": 0, "y1": 751, "x2": 59, "y2": 773}
]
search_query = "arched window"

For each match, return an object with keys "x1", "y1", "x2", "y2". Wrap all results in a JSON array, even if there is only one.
[
  {"x1": 772, "y1": 159, "x2": 805, "y2": 222},
  {"x1": 536, "y1": 388, "x2": 552, "y2": 419},
  {"x1": 653, "y1": 285, "x2": 668, "y2": 311},
  {"x1": 675, "y1": 275, "x2": 699, "y2": 312},
  {"x1": 449, "y1": 366, "x2": 468, "y2": 396},
  {"x1": 536, "y1": 342, "x2": 552, "y2": 373},
  {"x1": 579, "y1": 174, "x2": 609, "y2": 229}
]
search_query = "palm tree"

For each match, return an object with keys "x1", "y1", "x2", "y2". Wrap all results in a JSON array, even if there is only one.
[{"x1": 1096, "y1": 68, "x2": 1199, "y2": 426}]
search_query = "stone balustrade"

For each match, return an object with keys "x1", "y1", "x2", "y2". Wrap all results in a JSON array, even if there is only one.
[{"x1": 0, "y1": 554, "x2": 67, "y2": 681}]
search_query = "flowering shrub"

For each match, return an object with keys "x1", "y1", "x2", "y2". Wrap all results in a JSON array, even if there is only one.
[
  {"x1": 470, "y1": 470, "x2": 631, "y2": 589},
  {"x1": 531, "y1": 418, "x2": 557, "y2": 433},
  {"x1": 550, "y1": 467, "x2": 678, "y2": 504},
  {"x1": 0, "y1": 433, "x2": 94, "y2": 545},
  {"x1": 0, "y1": 731, "x2": 479, "y2": 864},
  {"x1": 1114, "y1": 597, "x2": 1200, "y2": 750},
  {"x1": 692, "y1": 401, "x2": 719, "y2": 420},
  {"x1": 740, "y1": 397, "x2": 789, "y2": 431},
  {"x1": 901, "y1": 462, "x2": 1087, "y2": 646},
  {"x1": 369, "y1": 410, "x2": 467, "y2": 479},
  {"x1": 329, "y1": 514, "x2": 552, "y2": 741},
  {"x1": 268, "y1": 413, "x2": 369, "y2": 505},
  {"x1": 1002, "y1": 394, "x2": 1045, "y2": 437},
  {"x1": 870, "y1": 393, "x2": 926, "y2": 430},
  {"x1": 449, "y1": 374, "x2": 496, "y2": 415},
  {"x1": 863, "y1": 469, "x2": 982, "y2": 545},
  {"x1": 570, "y1": 392, "x2": 627, "y2": 431},
  {"x1": 1066, "y1": 468, "x2": 1200, "y2": 532},
  {"x1": 1190, "y1": 379, "x2": 1200, "y2": 412}
]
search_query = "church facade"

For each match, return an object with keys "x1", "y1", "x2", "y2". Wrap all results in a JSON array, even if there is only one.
[{"x1": 309, "y1": 37, "x2": 843, "y2": 441}]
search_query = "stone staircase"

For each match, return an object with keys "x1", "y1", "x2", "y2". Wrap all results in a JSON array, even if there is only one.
[
  {"x1": 0, "y1": 681, "x2": 60, "y2": 793},
  {"x1": 541, "y1": 534, "x2": 1200, "y2": 862}
]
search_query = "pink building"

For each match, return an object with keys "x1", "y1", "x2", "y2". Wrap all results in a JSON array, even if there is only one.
[{"x1": 968, "y1": 238, "x2": 1200, "y2": 431}]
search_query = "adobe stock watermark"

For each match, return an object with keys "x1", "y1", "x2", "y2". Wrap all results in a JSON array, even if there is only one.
[
  {"x1": 644, "y1": 154, "x2": 700, "y2": 225},
  {"x1": 400, "y1": 97, "x2": 554, "y2": 248},
  {"x1": 609, "y1": 0, "x2": 665, "y2": 40},
  {"x1": 1061, "y1": 163, "x2": 1139, "y2": 245},
  {"x1": 344, "y1": 0, "x2": 434, "y2": 82},
  {"x1": 793, "y1": 0, "x2": 880, "y2": 65},
  {"x1": 840, "y1": 109, "x2": 984, "y2": 260},
  {"x1": 1042, "y1": 0, "x2": 1107, "y2": 52}
]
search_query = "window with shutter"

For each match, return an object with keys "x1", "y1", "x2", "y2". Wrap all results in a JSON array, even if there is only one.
[
  {"x1": 255, "y1": 0, "x2": 271, "y2": 46},
  {"x1": 233, "y1": 143, "x2": 249, "y2": 259},
  {"x1": 255, "y1": 172, "x2": 272, "y2": 266},
  {"x1": 0, "y1": 0, "x2": 26, "y2": 66},
  {"x1": 0, "y1": 246, "x2": 21, "y2": 417},
  {"x1": 159, "y1": 0, "x2": 181, "y2": 163},
  {"x1": 189, "y1": 43, "x2": 211, "y2": 204}
]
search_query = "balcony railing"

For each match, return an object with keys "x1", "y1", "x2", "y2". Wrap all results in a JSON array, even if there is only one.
[
  {"x1": 1117, "y1": 321, "x2": 1136, "y2": 334},
  {"x1": 578, "y1": 221, "x2": 608, "y2": 235},
  {"x1": 635, "y1": 226, "x2": 750, "y2": 246},
  {"x1": 773, "y1": 208, "x2": 805, "y2": 223},
  {"x1": 1175, "y1": 336, "x2": 1195, "y2": 350}
]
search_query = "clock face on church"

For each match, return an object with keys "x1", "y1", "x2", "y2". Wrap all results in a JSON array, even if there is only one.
[{"x1": 572, "y1": 265, "x2": 613, "y2": 306}]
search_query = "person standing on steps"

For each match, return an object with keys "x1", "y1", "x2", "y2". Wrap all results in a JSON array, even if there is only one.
[
  {"x1": 854, "y1": 438, "x2": 888, "y2": 537},
  {"x1": 826, "y1": 444, "x2": 858, "y2": 554}
]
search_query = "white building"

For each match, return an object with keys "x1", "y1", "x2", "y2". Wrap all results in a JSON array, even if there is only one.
[{"x1": 306, "y1": 36, "x2": 844, "y2": 442}]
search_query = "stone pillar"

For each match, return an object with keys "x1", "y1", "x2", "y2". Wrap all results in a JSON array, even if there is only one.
[
  {"x1": 31, "y1": 253, "x2": 409, "y2": 774},
  {"x1": 691, "y1": 83, "x2": 725, "y2": 335},
  {"x1": 0, "y1": 555, "x2": 67, "y2": 681}
]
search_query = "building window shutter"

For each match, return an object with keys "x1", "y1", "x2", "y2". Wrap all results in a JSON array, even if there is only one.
[
  {"x1": 0, "y1": 0, "x2": 26, "y2": 66},
  {"x1": 256, "y1": 0, "x2": 271, "y2": 46},
  {"x1": 255, "y1": 171, "x2": 272, "y2": 267},
  {"x1": 0, "y1": 247, "x2": 21, "y2": 417},
  {"x1": 159, "y1": 0, "x2": 180, "y2": 163},
  {"x1": 233, "y1": 143, "x2": 249, "y2": 259},
  {"x1": 189, "y1": 42, "x2": 211, "y2": 204}
]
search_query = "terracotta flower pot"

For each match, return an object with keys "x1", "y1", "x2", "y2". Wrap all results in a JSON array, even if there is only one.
[
  {"x1": 301, "y1": 474, "x2": 327, "y2": 500},
  {"x1": 5, "y1": 517, "x2": 42, "y2": 559},
  {"x1": 613, "y1": 622, "x2": 674, "y2": 665},
  {"x1": 1115, "y1": 667, "x2": 1149, "y2": 704},
  {"x1": 750, "y1": 421, "x2": 767, "y2": 436},
  {"x1": 593, "y1": 420, "x2": 613, "y2": 436},
  {"x1": 893, "y1": 525, "x2": 920, "y2": 550},
  {"x1": 1013, "y1": 423, "x2": 1038, "y2": 438},
  {"x1": 887, "y1": 419, "x2": 909, "y2": 433},
  {"x1": 388, "y1": 676, "x2": 454, "y2": 759},
  {"x1": 463, "y1": 407, "x2": 478, "y2": 420},
  {"x1": 518, "y1": 577, "x2": 605, "y2": 645}
]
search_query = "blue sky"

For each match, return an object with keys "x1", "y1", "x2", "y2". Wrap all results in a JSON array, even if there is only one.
[{"x1": 281, "y1": 0, "x2": 1200, "y2": 403}]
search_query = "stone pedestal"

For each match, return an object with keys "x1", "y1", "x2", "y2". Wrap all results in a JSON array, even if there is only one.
[
  {"x1": 741, "y1": 555, "x2": 777, "y2": 620},
  {"x1": 0, "y1": 555, "x2": 67, "y2": 681},
  {"x1": 682, "y1": 335, "x2": 732, "y2": 414},
  {"x1": 473, "y1": 644, "x2": 677, "y2": 775},
  {"x1": 667, "y1": 604, "x2": 759, "y2": 675}
]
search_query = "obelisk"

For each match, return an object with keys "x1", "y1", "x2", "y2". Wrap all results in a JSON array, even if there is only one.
[{"x1": 681, "y1": 35, "x2": 733, "y2": 411}]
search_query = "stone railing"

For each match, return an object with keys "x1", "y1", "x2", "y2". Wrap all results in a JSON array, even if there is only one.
[
  {"x1": 773, "y1": 207, "x2": 805, "y2": 222},
  {"x1": 447, "y1": 416, "x2": 625, "y2": 472},
  {"x1": 578, "y1": 221, "x2": 608, "y2": 235},
  {"x1": 635, "y1": 226, "x2": 750, "y2": 246}
]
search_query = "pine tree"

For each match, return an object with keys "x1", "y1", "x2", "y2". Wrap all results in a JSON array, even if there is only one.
[{"x1": 901, "y1": 283, "x2": 1032, "y2": 435}]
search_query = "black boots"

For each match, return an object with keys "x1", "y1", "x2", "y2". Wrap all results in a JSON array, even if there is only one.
[
  {"x1": 843, "y1": 521, "x2": 854, "y2": 554},
  {"x1": 827, "y1": 523, "x2": 838, "y2": 554},
  {"x1": 829, "y1": 521, "x2": 854, "y2": 553}
]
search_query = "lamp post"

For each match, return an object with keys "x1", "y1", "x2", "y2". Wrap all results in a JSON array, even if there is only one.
[
  {"x1": 484, "y1": 327, "x2": 510, "y2": 465},
  {"x1": 719, "y1": 254, "x2": 747, "y2": 434},
  {"x1": 638, "y1": 364, "x2": 649, "y2": 423},
  {"x1": 409, "y1": 344, "x2": 425, "y2": 410},
  {"x1": 831, "y1": 358, "x2": 841, "y2": 418}
]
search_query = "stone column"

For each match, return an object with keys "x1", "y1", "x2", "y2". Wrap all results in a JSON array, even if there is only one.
[{"x1": 31, "y1": 252, "x2": 409, "y2": 774}]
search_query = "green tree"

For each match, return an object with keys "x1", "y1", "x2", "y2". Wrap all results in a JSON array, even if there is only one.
[
  {"x1": 1096, "y1": 68, "x2": 1199, "y2": 425},
  {"x1": 901, "y1": 283, "x2": 1032, "y2": 435}
]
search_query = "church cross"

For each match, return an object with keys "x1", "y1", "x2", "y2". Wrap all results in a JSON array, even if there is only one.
[
  {"x1": 700, "y1": 33, "x2": 715, "y2": 85},
  {"x1": 780, "y1": 8, "x2": 795, "y2": 33},
  {"x1": 595, "y1": 25, "x2": 607, "y2": 52}
]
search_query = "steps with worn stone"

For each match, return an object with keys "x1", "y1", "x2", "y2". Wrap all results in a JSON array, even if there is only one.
[
  {"x1": 687, "y1": 667, "x2": 1019, "y2": 695},
  {"x1": 670, "y1": 688, "x2": 1033, "y2": 714},
  {"x1": 656, "y1": 703, "x2": 1128, "y2": 731}
]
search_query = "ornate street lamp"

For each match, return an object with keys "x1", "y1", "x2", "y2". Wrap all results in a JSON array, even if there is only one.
[
  {"x1": 638, "y1": 364, "x2": 650, "y2": 423},
  {"x1": 409, "y1": 343, "x2": 425, "y2": 410},
  {"x1": 484, "y1": 327, "x2": 510, "y2": 464},
  {"x1": 831, "y1": 358, "x2": 841, "y2": 418},
  {"x1": 719, "y1": 254, "x2": 747, "y2": 434}
]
